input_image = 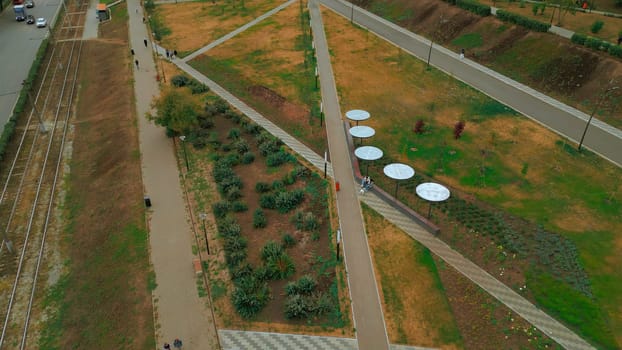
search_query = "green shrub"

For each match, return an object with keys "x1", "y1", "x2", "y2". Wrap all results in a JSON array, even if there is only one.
[
  {"x1": 224, "y1": 235, "x2": 247, "y2": 252},
  {"x1": 291, "y1": 211, "x2": 319, "y2": 231},
  {"x1": 228, "y1": 128, "x2": 241, "y2": 139},
  {"x1": 284, "y1": 294, "x2": 310, "y2": 319},
  {"x1": 282, "y1": 172, "x2": 296, "y2": 185},
  {"x1": 171, "y1": 75, "x2": 191, "y2": 87},
  {"x1": 456, "y1": 0, "x2": 491, "y2": 16},
  {"x1": 272, "y1": 180, "x2": 285, "y2": 191},
  {"x1": 212, "y1": 201, "x2": 231, "y2": 218},
  {"x1": 253, "y1": 208, "x2": 267, "y2": 228},
  {"x1": 226, "y1": 186, "x2": 242, "y2": 201},
  {"x1": 244, "y1": 122, "x2": 262, "y2": 135},
  {"x1": 218, "y1": 175, "x2": 242, "y2": 195},
  {"x1": 259, "y1": 193, "x2": 277, "y2": 209},
  {"x1": 285, "y1": 275, "x2": 317, "y2": 296},
  {"x1": 282, "y1": 233, "x2": 296, "y2": 248},
  {"x1": 189, "y1": 80, "x2": 209, "y2": 94},
  {"x1": 231, "y1": 277, "x2": 270, "y2": 319},
  {"x1": 214, "y1": 98, "x2": 230, "y2": 113},
  {"x1": 275, "y1": 190, "x2": 305, "y2": 213},
  {"x1": 234, "y1": 139, "x2": 249, "y2": 154},
  {"x1": 241, "y1": 152, "x2": 255, "y2": 164},
  {"x1": 213, "y1": 164, "x2": 234, "y2": 183},
  {"x1": 571, "y1": 33, "x2": 587, "y2": 45},
  {"x1": 532, "y1": 3, "x2": 539, "y2": 15},
  {"x1": 225, "y1": 249, "x2": 247, "y2": 269},
  {"x1": 585, "y1": 36, "x2": 603, "y2": 50},
  {"x1": 223, "y1": 153, "x2": 240, "y2": 166},
  {"x1": 266, "y1": 150, "x2": 294, "y2": 167},
  {"x1": 590, "y1": 20, "x2": 604, "y2": 33},
  {"x1": 231, "y1": 201, "x2": 248, "y2": 212},
  {"x1": 265, "y1": 254, "x2": 295, "y2": 279},
  {"x1": 255, "y1": 182, "x2": 271, "y2": 193},
  {"x1": 261, "y1": 241, "x2": 283, "y2": 261},
  {"x1": 259, "y1": 139, "x2": 280, "y2": 156},
  {"x1": 496, "y1": 9, "x2": 551, "y2": 32},
  {"x1": 608, "y1": 44, "x2": 622, "y2": 58},
  {"x1": 198, "y1": 116, "x2": 214, "y2": 129},
  {"x1": 218, "y1": 217, "x2": 241, "y2": 238}
]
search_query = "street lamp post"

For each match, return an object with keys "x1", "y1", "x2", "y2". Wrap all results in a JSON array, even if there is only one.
[
  {"x1": 427, "y1": 16, "x2": 447, "y2": 69},
  {"x1": 199, "y1": 213, "x2": 210, "y2": 255},
  {"x1": 179, "y1": 135, "x2": 189, "y2": 171},
  {"x1": 578, "y1": 85, "x2": 619, "y2": 151},
  {"x1": 336, "y1": 229, "x2": 341, "y2": 261}
]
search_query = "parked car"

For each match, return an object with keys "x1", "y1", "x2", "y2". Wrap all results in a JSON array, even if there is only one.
[
  {"x1": 26, "y1": 15, "x2": 35, "y2": 24},
  {"x1": 25, "y1": 0, "x2": 34, "y2": 8},
  {"x1": 35, "y1": 17, "x2": 46, "y2": 27}
]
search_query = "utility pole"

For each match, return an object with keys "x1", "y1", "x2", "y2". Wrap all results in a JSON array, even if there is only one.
[
  {"x1": 199, "y1": 213, "x2": 209, "y2": 255},
  {"x1": 578, "y1": 84, "x2": 618, "y2": 151}
]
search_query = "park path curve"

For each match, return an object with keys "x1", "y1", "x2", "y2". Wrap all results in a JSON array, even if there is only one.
[{"x1": 128, "y1": 1, "x2": 219, "y2": 349}]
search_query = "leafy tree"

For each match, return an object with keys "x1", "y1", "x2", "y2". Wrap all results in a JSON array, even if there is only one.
[{"x1": 151, "y1": 89, "x2": 200, "y2": 136}]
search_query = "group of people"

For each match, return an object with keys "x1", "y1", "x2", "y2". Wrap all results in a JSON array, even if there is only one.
[
  {"x1": 360, "y1": 176, "x2": 374, "y2": 194},
  {"x1": 163, "y1": 338, "x2": 183, "y2": 349}
]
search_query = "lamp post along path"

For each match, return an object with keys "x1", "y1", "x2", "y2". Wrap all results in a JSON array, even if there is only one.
[
  {"x1": 179, "y1": 135, "x2": 189, "y2": 171},
  {"x1": 199, "y1": 213, "x2": 209, "y2": 255},
  {"x1": 578, "y1": 85, "x2": 619, "y2": 151}
]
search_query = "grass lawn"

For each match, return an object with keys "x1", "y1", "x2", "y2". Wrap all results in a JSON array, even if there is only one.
[
  {"x1": 39, "y1": 4, "x2": 154, "y2": 349},
  {"x1": 363, "y1": 204, "x2": 462, "y2": 348},
  {"x1": 188, "y1": 2, "x2": 327, "y2": 154},
  {"x1": 154, "y1": 0, "x2": 281, "y2": 56},
  {"x1": 321, "y1": 7, "x2": 621, "y2": 348}
]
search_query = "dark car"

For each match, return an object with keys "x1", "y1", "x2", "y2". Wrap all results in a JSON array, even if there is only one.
[
  {"x1": 25, "y1": 0, "x2": 34, "y2": 7},
  {"x1": 26, "y1": 15, "x2": 35, "y2": 24}
]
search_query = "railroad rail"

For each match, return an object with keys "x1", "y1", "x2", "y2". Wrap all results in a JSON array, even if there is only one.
[{"x1": 0, "y1": 0, "x2": 88, "y2": 347}]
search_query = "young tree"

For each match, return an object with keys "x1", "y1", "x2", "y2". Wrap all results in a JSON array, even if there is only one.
[
  {"x1": 151, "y1": 89, "x2": 200, "y2": 136},
  {"x1": 453, "y1": 120, "x2": 466, "y2": 139}
]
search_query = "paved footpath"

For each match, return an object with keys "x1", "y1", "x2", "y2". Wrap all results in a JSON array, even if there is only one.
[
  {"x1": 320, "y1": 0, "x2": 622, "y2": 167},
  {"x1": 127, "y1": 1, "x2": 219, "y2": 349}
]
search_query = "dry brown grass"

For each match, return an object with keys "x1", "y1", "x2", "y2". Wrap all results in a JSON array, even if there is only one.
[
  {"x1": 156, "y1": 0, "x2": 281, "y2": 54},
  {"x1": 363, "y1": 206, "x2": 461, "y2": 349}
]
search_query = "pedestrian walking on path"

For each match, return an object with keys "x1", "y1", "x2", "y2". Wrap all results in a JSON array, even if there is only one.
[
  {"x1": 166, "y1": 50, "x2": 170, "y2": 59},
  {"x1": 173, "y1": 50, "x2": 177, "y2": 58},
  {"x1": 131, "y1": 48, "x2": 135, "y2": 55},
  {"x1": 459, "y1": 48, "x2": 465, "y2": 59},
  {"x1": 163, "y1": 343, "x2": 171, "y2": 350},
  {"x1": 173, "y1": 338, "x2": 183, "y2": 348},
  {"x1": 135, "y1": 59, "x2": 139, "y2": 70},
  {"x1": 144, "y1": 38, "x2": 148, "y2": 48}
]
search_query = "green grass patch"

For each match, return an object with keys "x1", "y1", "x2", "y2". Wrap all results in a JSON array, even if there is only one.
[
  {"x1": 451, "y1": 33, "x2": 484, "y2": 48},
  {"x1": 527, "y1": 269, "x2": 617, "y2": 349}
]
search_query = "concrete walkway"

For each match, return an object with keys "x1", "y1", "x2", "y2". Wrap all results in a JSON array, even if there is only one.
[
  {"x1": 127, "y1": 2, "x2": 219, "y2": 350},
  {"x1": 320, "y1": 0, "x2": 622, "y2": 168},
  {"x1": 218, "y1": 330, "x2": 435, "y2": 350}
]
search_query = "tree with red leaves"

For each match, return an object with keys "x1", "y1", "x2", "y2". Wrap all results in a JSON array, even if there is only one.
[
  {"x1": 413, "y1": 120, "x2": 425, "y2": 134},
  {"x1": 453, "y1": 120, "x2": 465, "y2": 139}
]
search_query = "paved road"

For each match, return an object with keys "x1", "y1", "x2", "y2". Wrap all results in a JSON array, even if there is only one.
[
  {"x1": 0, "y1": 0, "x2": 61, "y2": 127},
  {"x1": 320, "y1": 0, "x2": 622, "y2": 167},
  {"x1": 127, "y1": 2, "x2": 219, "y2": 349}
]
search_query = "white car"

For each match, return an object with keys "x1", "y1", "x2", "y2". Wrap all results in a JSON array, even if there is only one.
[{"x1": 35, "y1": 17, "x2": 46, "y2": 28}]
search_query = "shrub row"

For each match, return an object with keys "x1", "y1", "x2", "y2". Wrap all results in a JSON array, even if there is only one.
[
  {"x1": 496, "y1": 9, "x2": 551, "y2": 32},
  {"x1": 171, "y1": 74, "x2": 209, "y2": 94},
  {"x1": 456, "y1": 0, "x2": 491, "y2": 16},
  {"x1": 571, "y1": 33, "x2": 622, "y2": 58},
  {"x1": 260, "y1": 189, "x2": 305, "y2": 213}
]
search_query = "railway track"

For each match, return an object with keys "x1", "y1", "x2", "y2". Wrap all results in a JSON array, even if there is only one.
[{"x1": 0, "y1": 0, "x2": 88, "y2": 347}]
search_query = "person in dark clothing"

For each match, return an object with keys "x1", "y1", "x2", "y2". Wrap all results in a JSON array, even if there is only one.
[
  {"x1": 135, "y1": 59, "x2": 139, "y2": 69},
  {"x1": 144, "y1": 38, "x2": 148, "y2": 47},
  {"x1": 131, "y1": 48, "x2": 135, "y2": 55}
]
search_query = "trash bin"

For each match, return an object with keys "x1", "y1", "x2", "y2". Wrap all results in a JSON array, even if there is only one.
[
  {"x1": 335, "y1": 181, "x2": 340, "y2": 192},
  {"x1": 144, "y1": 196, "x2": 152, "y2": 207}
]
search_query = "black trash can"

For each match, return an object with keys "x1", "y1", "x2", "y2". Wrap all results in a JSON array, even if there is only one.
[{"x1": 144, "y1": 196, "x2": 152, "y2": 208}]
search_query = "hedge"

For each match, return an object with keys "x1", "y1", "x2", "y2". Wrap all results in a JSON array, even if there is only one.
[
  {"x1": 456, "y1": 0, "x2": 491, "y2": 16},
  {"x1": 571, "y1": 33, "x2": 622, "y2": 58},
  {"x1": 496, "y1": 9, "x2": 551, "y2": 32}
]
